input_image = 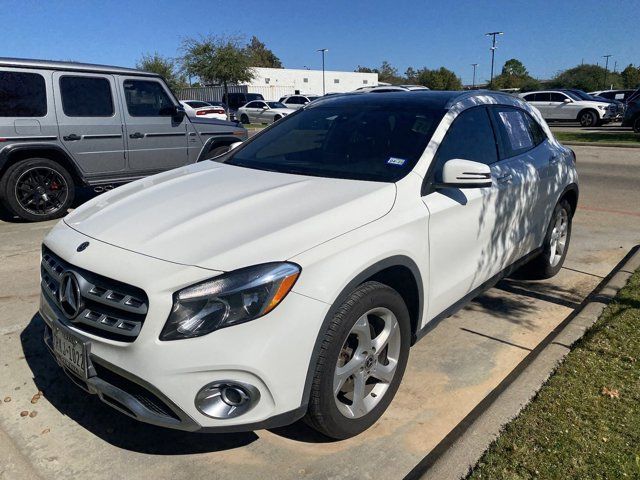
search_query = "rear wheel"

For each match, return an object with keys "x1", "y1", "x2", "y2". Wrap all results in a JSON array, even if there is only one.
[
  {"x1": 579, "y1": 110, "x2": 598, "y2": 127},
  {"x1": 517, "y1": 199, "x2": 572, "y2": 279},
  {"x1": 240, "y1": 114, "x2": 249, "y2": 124},
  {"x1": 0, "y1": 158, "x2": 75, "y2": 222},
  {"x1": 273, "y1": 115, "x2": 282, "y2": 123},
  {"x1": 305, "y1": 281, "x2": 410, "y2": 439}
]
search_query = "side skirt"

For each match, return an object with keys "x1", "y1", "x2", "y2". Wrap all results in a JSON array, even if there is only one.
[{"x1": 413, "y1": 247, "x2": 543, "y2": 344}]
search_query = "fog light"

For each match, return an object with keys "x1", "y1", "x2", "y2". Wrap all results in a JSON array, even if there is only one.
[{"x1": 195, "y1": 381, "x2": 260, "y2": 419}]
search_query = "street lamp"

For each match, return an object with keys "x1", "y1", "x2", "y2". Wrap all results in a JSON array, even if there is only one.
[
  {"x1": 317, "y1": 48, "x2": 328, "y2": 94},
  {"x1": 485, "y1": 31, "x2": 503, "y2": 89},
  {"x1": 602, "y1": 54, "x2": 612, "y2": 89},
  {"x1": 471, "y1": 63, "x2": 479, "y2": 89}
]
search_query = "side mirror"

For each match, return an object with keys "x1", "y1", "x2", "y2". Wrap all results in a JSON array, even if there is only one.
[
  {"x1": 563, "y1": 98, "x2": 571, "y2": 103},
  {"x1": 229, "y1": 141, "x2": 243, "y2": 150},
  {"x1": 173, "y1": 105, "x2": 186, "y2": 121},
  {"x1": 262, "y1": 105, "x2": 269, "y2": 110},
  {"x1": 436, "y1": 159, "x2": 492, "y2": 189}
]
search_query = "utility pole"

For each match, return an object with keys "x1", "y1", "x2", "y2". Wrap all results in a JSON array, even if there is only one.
[
  {"x1": 603, "y1": 54, "x2": 612, "y2": 89},
  {"x1": 485, "y1": 31, "x2": 503, "y2": 89},
  {"x1": 317, "y1": 48, "x2": 328, "y2": 95},
  {"x1": 471, "y1": 63, "x2": 478, "y2": 89}
]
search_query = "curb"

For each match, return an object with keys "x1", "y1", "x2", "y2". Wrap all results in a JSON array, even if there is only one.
[
  {"x1": 561, "y1": 141, "x2": 640, "y2": 148},
  {"x1": 406, "y1": 245, "x2": 640, "y2": 480}
]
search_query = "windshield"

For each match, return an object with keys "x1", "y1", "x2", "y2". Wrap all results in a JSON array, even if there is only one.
[
  {"x1": 568, "y1": 90, "x2": 594, "y2": 101},
  {"x1": 563, "y1": 91, "x2": 582, "y2": 101},
  {"x1": 246, "y1": 93, "x2": 264, "y2": 101},
  {"x1": 267, "y1": 102, "x2": 287, "y2": 109},
  {"x1": 221, "y1": 104, "x2": 444, "y2": 182}
]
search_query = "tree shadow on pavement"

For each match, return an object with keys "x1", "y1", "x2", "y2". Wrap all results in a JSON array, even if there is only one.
[{"x1": 20, "y1": 314, "x2": 259, "y2": 454}]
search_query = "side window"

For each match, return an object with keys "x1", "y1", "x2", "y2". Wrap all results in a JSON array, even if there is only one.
[
  {"x1": 245, "y1": 101, "x2": 258, "y2": 108},
  {"x1": 523, "y1": 93, "x2": 536, "y2": 101},
  {"x1": 535, "y1": 92, "x2": 550, "y2": 102},
  {"x1": 549, "y1": 92, "x2": 567, "y2": 103},
  {"x1": 60, "y1": 76, "x2": 114, "y2": 117},
  {"x1": 432, "y1": 107, "x2": 497, "y2": 181},
  {"x1": 123, "y1": 80, "x2": 174, "y2": 117},
  {"x1": 0, "y1": 71, "x2": 47, "y2": 117},
  {"x1": 490, "y1": 107, "x2": 545, "y2": 158}
]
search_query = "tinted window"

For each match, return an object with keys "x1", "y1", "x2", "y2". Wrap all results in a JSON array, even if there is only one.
[
  {"x1": 534, "y1": 92, "x2": 551, "y2": 102},
  {"x1": 245, "y1": 101, "x2": 259, "y2": 108},
  {"x1": 598, "y1": 92, "x2": 614, "y2": 100},
  {"x1": 549, "y1": 92, "x2": 568, "y2": 102},
  {"x1": 223, "y1": 104, "x2": 444, "y2": 182},
  {"x1": 123, "y1": 80, "x2": 174, "y2": 116},
  {"x1": 432, "y1": 107, "x2": 497, "y2": 181},
  {"x1": 523, "y1": 93, "x2": 536, "y2": 101},
  {"x1": 246, "y1": 93, "x2": 264, "y2": 102},
  {"x1": 286, "y1": 96, "x2": 300, "y2": 104},
  {"x1": 0, "y1": 71, "x2": 47, "y2": 117},
  {"x1": 492, "y1": 107, "x2": 539, "y2": 158},
  {"x1": 60, "y1": 76, "x2": 113, "y2": 117},
  {"x1": 186, "y1": 101, "x2": 210, "y2": 108}
]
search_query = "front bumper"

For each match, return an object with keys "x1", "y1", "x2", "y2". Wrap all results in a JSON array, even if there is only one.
[{"x1": 40, "y1": 222, "x2": 329, "y2": 431}]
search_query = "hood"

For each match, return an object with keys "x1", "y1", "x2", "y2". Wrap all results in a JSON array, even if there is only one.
[{"x1": 65, "y1": 162, "x2": 396, "y2": 271}]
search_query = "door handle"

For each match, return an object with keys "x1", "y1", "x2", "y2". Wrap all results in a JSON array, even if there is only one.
[
  {"x1": 63, "y1": 133, "x2": 81, "y2": 141},
  {"x1": 496, "y1": 173, "x2": 512, "y2": 184},
  {"x1": 129, "y1": 132, "x2": 144, "y2": 139}
]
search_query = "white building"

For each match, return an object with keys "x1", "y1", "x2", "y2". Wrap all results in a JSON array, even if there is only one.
[{"x1": 249, "y1": 67, "x2": 378, "y2": 97}]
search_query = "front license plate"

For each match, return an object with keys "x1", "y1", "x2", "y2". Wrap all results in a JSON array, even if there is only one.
[{"x1": 52, "y1": 325, "x2": 88, "y2": 380}]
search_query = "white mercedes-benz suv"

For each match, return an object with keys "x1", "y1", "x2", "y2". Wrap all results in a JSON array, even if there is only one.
[{"x1": 40, "y1": 91, "x2": 578, "y2": 439}]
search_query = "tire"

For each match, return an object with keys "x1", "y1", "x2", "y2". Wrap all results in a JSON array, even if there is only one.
[
  {"x1": 578, "y1": 110, "x2": 598, "y2": 127},
  {"x1": 517, "y1": 199, "x2": 573, "y2": 279},
  {"x1": 633, "y1": 117, "x2": 640, "y2": 134},
  {"x1": 0, "y1": 158, "x2": 75, "y2": 222},
  {"x1": 305, "y1": 281, "x2": 411, "y2": 439},
  {"x1": 240, "y1": 114, "x2": 249, "y2": 124},
  {"x1": 273, "y1": 115, "x2": 282, "y2": 123}
]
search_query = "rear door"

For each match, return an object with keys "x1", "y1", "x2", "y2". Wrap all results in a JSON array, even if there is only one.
[
  {"x1": 118, "y1": 77, "x2": 188, "y2": 173},
  {"x1": 53, "y1": 72, "x2": 125, "y2": 174},
  {"x1": 422, "y1": 106, "x2": 521, "y2": 318},
  {"x1": 489, "y1": 106, "x2": 553, "y2": 257},
  {"x1": 253, "y1": 101, "x2": 270, "y2": 123}
]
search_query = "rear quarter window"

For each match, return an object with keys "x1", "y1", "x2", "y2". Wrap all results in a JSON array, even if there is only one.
[
  {"x1": 0, "y1": 71, "x2": 47, "y2": 117},
  {"x1": 490, "y1": 106, "x2": 546, "y2": 159}
]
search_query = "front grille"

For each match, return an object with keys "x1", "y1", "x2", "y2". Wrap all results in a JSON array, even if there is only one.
[{"x1": 41, "y1": 246, "x2": 148, "y2": 342}]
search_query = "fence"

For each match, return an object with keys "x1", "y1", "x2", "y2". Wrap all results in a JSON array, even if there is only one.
[{"x1": 176, "y1": 84, "x2": 296, "y2": 102}]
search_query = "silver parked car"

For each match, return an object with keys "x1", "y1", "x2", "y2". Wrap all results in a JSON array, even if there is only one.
[
  {"x1": 0, "y1": 58, "x2": 247, "y2": 221},
  {"x1": 236, "y1": 101, "x2": 296, "y2": 124}
]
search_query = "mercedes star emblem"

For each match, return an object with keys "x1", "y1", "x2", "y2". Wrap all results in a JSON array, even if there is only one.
[{"x1": 58, "y1": 272, "x2": 83, "y2": 319}]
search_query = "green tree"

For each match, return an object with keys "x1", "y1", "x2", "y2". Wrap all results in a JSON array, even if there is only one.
[
  {"x1": 620, "y1": 64, "x2": 640, "y2": 89},
  {"x1": 378, "y1": 61, "x2": 403, "y2": 84},
  {"x1": 136, "y1": 53, "x2": 187, "y2": 92},
  {"x1": 354, "y1": 65, "x2": 377, "y2": 73},
  {"x1": 492, "y1": 58, "x2": 539, "y2": 91},
  {"x1": 415, "y1": 67, "x2": 462, "y2": 90},
  {"x1": 182, "y1": 35, "x2": 255, "y2": 118},
  {"x1": 245, "y1": 36, "x2": 282, "y2": 68},
  {"x1": 550, "y1": 64, "x2": 622, "y2": 91},
  {"x1": 404, "y1": 67, "x2": 418, "y2": 83}
]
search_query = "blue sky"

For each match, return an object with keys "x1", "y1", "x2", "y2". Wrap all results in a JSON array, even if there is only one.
[{"x1": 2, "y1": 0, "x2": 638, "y2": 84}]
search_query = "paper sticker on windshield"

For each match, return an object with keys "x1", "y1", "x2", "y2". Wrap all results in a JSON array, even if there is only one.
[{"x1": 387, "y1": 157, "x2": 407, "y2": 166}]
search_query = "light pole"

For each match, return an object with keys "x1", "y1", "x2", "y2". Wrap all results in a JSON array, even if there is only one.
[
  {"x1": 471, "y1": 63, "x2": 479, "y2": 89},
  {"x1": 317, "y1": 48, "x2": 328, "y2": 94},
  {"x1": 602, "y1": 54, "x2": 612, "y2": 89},
  {"x1": 485, "y1": 31, "x2": 503, "y2": 89}
]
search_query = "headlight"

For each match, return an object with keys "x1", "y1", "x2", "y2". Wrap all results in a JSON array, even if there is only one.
[{"x1": 160, "y1": 263, "x2": 300, "y2": 340}]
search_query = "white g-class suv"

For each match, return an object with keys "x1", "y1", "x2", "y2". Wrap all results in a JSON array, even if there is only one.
[{"x1": 40, "y1": 91, "x2": 578, "y2": 439}]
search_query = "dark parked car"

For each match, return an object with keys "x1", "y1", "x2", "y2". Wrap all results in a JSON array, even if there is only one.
[
  {"x1": 621, "y1": 89, "x2": 640, "y2": 132},
  {"x1": 222, "y1": 92, "x2": 265, "y2": 119}
]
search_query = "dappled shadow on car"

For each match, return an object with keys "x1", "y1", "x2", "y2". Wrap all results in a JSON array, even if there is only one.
[{"x1": 20, "y1": 314, "x2": 258, "y2": 455}]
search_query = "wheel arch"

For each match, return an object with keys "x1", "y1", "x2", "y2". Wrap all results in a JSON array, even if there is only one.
[
  {"x1": 559, "y1": 183, "x2": 579, "y2": 217},
  {"x1": 0, "y1": 144, "x2": 85, "y2": 186},
  {"x1": 300, "y1": 255, "x2": 424, "y2": 408},
  {"x1": 576, "y1": 107, "x2": 599, "y2": 122},
  {"x1": 197, "y1": 136, "x2": 244, "y2": 162}
]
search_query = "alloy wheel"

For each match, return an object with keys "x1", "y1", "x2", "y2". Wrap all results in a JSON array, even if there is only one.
[
  {"x1": 333, "y1": 307, "x2": 401, "y2": 419},
  {"x1": 14, "y1": 166, "x2": 69, "y2": 216},
  {"x1": 549, "y1": 207, "x2": 569, "y2": 267}
]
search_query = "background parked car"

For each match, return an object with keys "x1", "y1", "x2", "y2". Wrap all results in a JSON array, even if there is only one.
[
  {"x1": 236, "y1": 101, "x2": 295, "y2": 124},
  {"x1": 180, "y1": 100, "x2": 227, "y2": 120},
  {"x1": 589, "y1": 89, "x2": 638, "y2": 103},
  {"x1": 0, "y1": 58, "x2": 247, "y2": 221},
  {"x1": 621, "y1": 89, "x2": 640, "y2": 132},
  {"x1": 222, "y1": 92, "x2": 265, "y2": 119},
  {"x1": 520, "y1": 89, "x2": 615, "y2": 127},
  {"x1": 279, "y1": 94, "x2": 321, "y2": 109},
  {"x1": 565, "y1": 88, "x2": 624, "y2": 120},
  {"x1": 357, "y1": 85, "x2": 430, "y2": 93}
]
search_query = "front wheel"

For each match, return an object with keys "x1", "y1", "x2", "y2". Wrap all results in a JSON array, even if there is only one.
[
  {"x1": 579, "y1": 110, "x2": 598, "y2": 127},
  {"x1": 239, "y1": 114, "x2": 249, "y2": 124},
  {"x1": 305, "y1": 281, "x2": 411, "y2": 439},
  {"x1": 517, "y1": 199, "x2": 572, "y2": 279},
  {"x1": 0, "y1": 158, "x2": 75, "y2": 222}
]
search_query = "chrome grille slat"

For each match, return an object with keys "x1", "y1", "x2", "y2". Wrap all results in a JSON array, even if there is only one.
[{"x1": 40, "y1": 246, "x2": 148, "y2": 342}]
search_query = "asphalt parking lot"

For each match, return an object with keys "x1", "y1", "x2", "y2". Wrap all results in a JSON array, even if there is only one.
[{"x1": 1, "y1": 145, "x2": 639, "y2": 480}]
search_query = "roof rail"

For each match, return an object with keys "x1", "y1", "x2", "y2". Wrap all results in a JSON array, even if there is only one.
[{"x1": 445, "y1": 89, "x2": 520, "y2": 109}]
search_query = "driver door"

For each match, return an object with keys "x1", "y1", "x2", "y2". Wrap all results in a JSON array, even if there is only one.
[{"x1": 422, "y1": 106, "x2": 520, "y2": 319}]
